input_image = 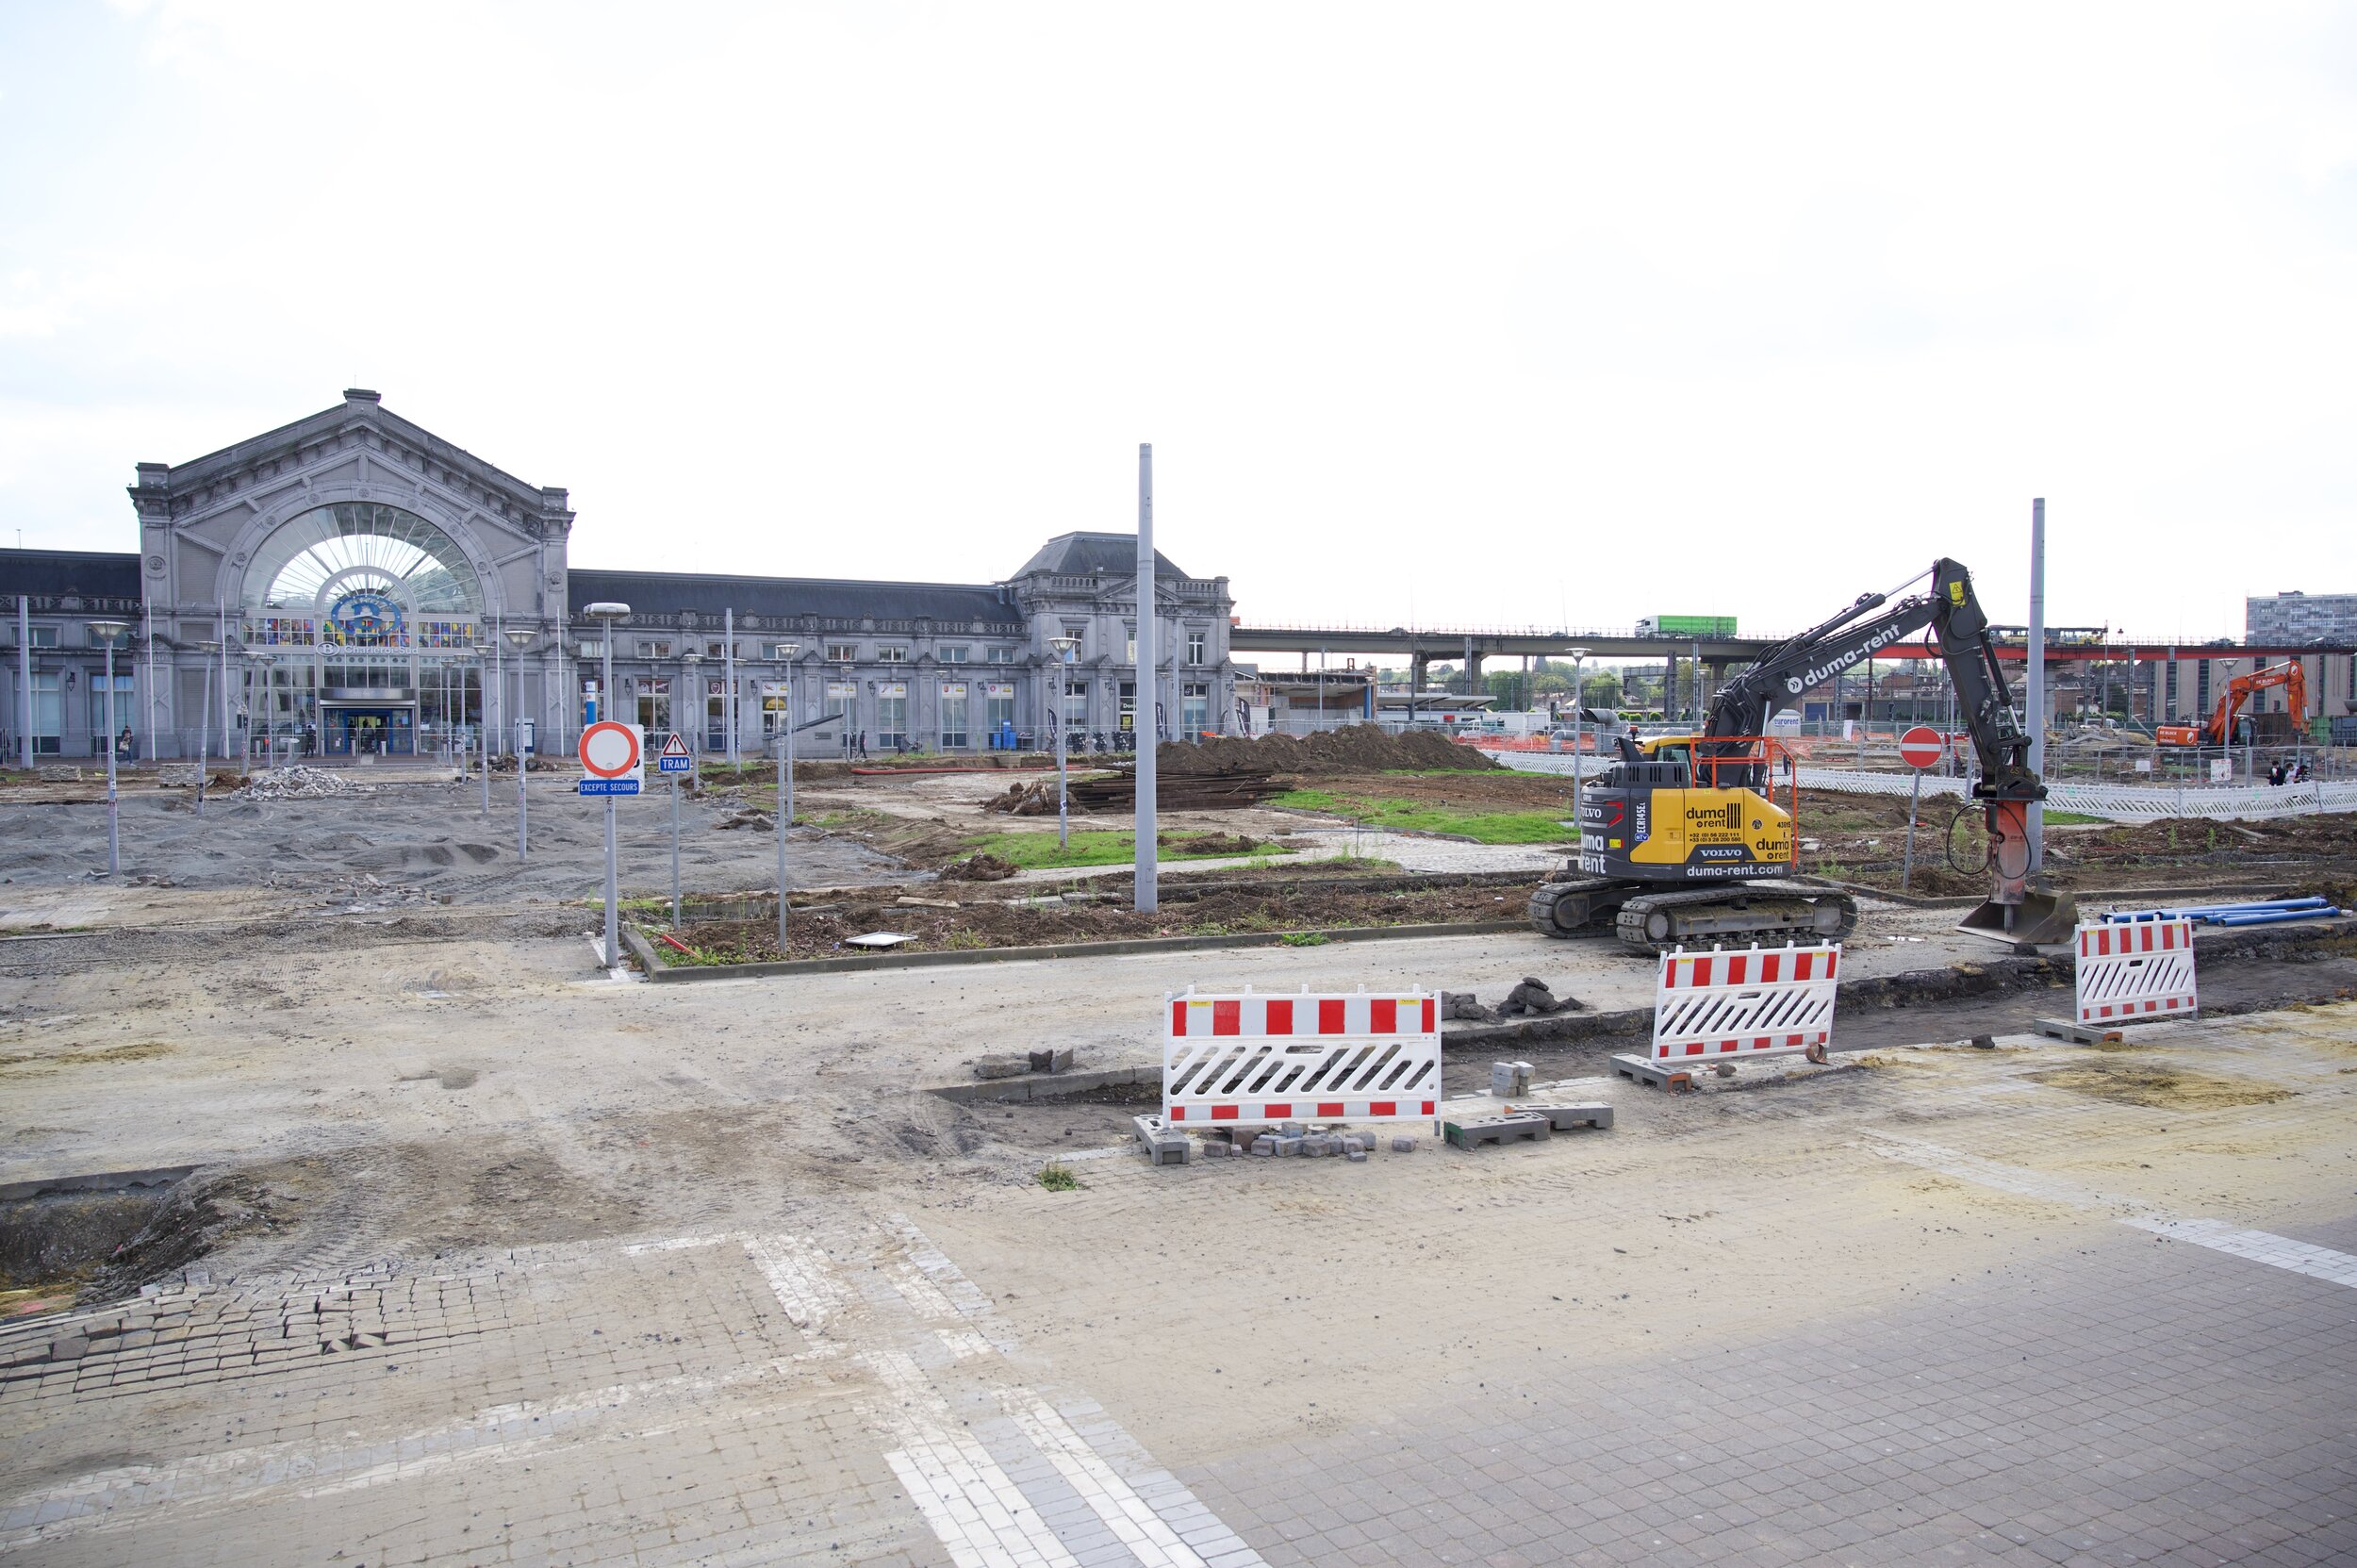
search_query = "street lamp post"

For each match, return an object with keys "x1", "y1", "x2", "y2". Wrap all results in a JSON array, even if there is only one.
[
  {"x1": 505, "y1": 626, "x2": 537, "y2": 862},
  {"x1": 584, "y1": 603, "x2": 632, "y2": 970},
  {"x1": 88, "y1": 620, "x2": 129, "y2": 873},
  {"x1": 680, "y1": 651, "x2": 704, "y2": 790},
  {"x1": 195, "y1": 639, "x2": 220, "y2": 819},
  {"x1": 1049, "y1": 635, "x2": 1080, "y2": 850},
  {"x1": 471, "y1": 642, "x2": 495, "y2": 815},
  {"x1": 774, "y1": 641, "x2": 800, "y2": 955}
]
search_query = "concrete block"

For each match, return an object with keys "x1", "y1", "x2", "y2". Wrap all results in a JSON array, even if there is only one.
[
  {"x1": 1522, "y1": 1103, "x2": 1613, "y2": 1132},
  {"x1": 1391, "y1": 1136, "x2": 1418, "y2": 1153},
  {"x1": 1443, "y1": 1112, "x2": 1553, "y2": 1150},
  {"x1": 1028, "y1": 1046, "x2": 1076, "y2": 1074},
  {"x1": 1250, "y1": 1136, "x2": 1277, "y2": 1157},
  {"x1": 1347, "y1": 1150, "x2": 1368, "y2": 1163},
  {"x1": 1491, "y1": 1061, "x2": 1533, "y2": 1098},
  {"x1": 1146, "y1": 1137, "x2": 1192, "y2": 1166},
  {"x1": 1276, "y1": 1136, "x2": 1304, "y2": 1157},
  {"x1": 1342, "y1": 1136, "x2": 1366, "y2": 1155},
  {"x1": 973, "y1": 1054, "x2": 1032, "y2": 1080},
  {"x1": 1279, "y1": 1121, "x2": 1305, "y2": 1137}
]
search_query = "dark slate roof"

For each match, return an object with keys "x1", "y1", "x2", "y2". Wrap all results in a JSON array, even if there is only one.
[
  {"x1": 1011, "y1": 532, "x2": 1194, "y2": 582},
  {"x1": 0, "y1": 549, "x2": 141, "y2": 601},
  {"x1": 569, "y1": 569, "x2": 1022, "y2": 626}
]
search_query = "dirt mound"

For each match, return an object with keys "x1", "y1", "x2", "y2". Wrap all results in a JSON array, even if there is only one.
[
  {"x1": 982, "y1": 780, "x2": 1055, "y2": 816},
  {"x1": 942, "y1": 852, "x2": 1022, "y2": 882},
  {"x1": 1159, "y1": 725, "x2": 1499, "y2": 778}
]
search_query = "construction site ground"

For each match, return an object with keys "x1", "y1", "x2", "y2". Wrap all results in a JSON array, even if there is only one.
[
  {"x1": 6, "y1": 837, "x2": 2357, "y2": 1564},
  {"x1": 6, "y1": 756, "x2": 2357, "y2": 1565}
]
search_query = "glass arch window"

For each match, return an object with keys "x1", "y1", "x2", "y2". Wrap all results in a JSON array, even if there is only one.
[{"x1": 242, "y1": 503, "x2": 486, "y2": 651}]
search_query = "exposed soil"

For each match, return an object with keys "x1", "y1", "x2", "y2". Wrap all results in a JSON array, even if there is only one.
[
  {"x1": 1789, "y1": 789, "x2": 2357, "y2": 900},
  {"x1": 659, "y1": 880, "x2": 1528, "y2": 964},
  {"x1": 2026, "y1": 1061, "x2": 2294, "y2": 1110},
  {"x1": 1158, "y1": 725, "x2": 1499, "y2": 776}
]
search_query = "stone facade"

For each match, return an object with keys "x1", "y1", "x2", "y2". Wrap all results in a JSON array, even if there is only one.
[{"x1": 0, "y1": 389, "x2": 1236, "y2": 761}]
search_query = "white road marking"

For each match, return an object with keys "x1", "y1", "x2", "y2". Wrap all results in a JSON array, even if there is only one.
[
  {"x1": 864, "y1": 1348, "x2": 1083, "y2": 1568},
  {"x1": 1860, "y1": 1131, "x2": 2357, "y2": 1292},
  {"x1": 622, "y1": 1232, "x2": 733, "y2": 1255}
]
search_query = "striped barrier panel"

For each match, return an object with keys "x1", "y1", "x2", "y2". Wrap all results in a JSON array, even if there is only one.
[
  {"x1": 1649, "y1": 944, "x2": 1840, "y2": 1065},
  {"x1": 2076, "y1": 918, "x2": 2197, "y2": 1025},
  {"x1": 1163, "y1": 987, "x2": 1441, "y2": 1126}
]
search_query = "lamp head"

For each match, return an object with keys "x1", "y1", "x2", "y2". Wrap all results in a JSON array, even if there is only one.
[
  {"x1": 503, "y1": 627, "x2": 536, "y2": 650},
  {"x1": 778, "y1": 640, "x2": 801, "y2": 661},
  {"x1": 86, "y1": 619, "x2": 130, "y2": 641},
  {"x1": 584, "y1": 602, "x2": 631, "y2": 621},
  {"x1": 1049, "y1": 635, "x2": 1080, "y2": 661}
]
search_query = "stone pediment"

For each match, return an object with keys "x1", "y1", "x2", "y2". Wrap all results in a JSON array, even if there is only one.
[{"x1": 131, "y1": 389, "x2": 573, "y2": 542}]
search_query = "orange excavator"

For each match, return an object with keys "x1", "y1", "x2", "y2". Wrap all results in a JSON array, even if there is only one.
[{"x1": 2156, "y1": 663, "x2": 2307, "y2": 748}]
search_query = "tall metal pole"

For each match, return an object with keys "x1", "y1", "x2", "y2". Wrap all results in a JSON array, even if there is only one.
[
  {"x1": 724, "y1": 607, "x2": 737, "y2": 768},
  {"x1": 784, "y1": 661, "x2": 797, "y2": 826},
  {"x1": 102, "y1": 635, "x2": 120, "y2": 873},
  {"x1": 218, "y1": 609, "x2": 231, "y2": 772},
  {"x1": 16, "y1": 596, "x2": 29, "y2": 769},
  {"x1": 669, "y1": 770, "x2": 682, "y2": 930},
  {"x1": 142, "y1": 593, "x2": 157, "y2": 765},
  {"x1": 2026, "y1": 498, "x2": 2048, "y2": 872},
  {"x1": 602, "y1": 627, "x2": 619, "y2": 971},
  {"x1": 479, "y1": 652, "x2": 492, "y2": 815},
  {"x1": 195, "y1": 641, "x2": 215, "y2": 817},
  {"x1": 775, "y1": 735, "x2": 789, "y2": 955},
  {"x1": 1133, "y1": 443, "x2": 1158, "y2": 914}
]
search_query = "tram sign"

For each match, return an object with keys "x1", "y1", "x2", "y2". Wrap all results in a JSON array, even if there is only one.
[
  {"x1": 656, "y1": 732, "x2": 692, "y2": 774},
  {"x1": 1898, "y1": 726, "x2": 1945, "y2": 769},
  {"x1": 578, "y1": 720, "x2": 643, "y2": 797}
]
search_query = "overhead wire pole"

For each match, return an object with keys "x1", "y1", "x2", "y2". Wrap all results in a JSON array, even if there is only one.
[
  {"x1": 1133, "y1": 443, "x2": 1157, "y2": 915},
  {"x1": 2026, "y1": 499, "x2": 2047, "y2": 876}
]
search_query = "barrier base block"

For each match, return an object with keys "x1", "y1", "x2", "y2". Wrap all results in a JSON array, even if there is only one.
[
  {"x1": 1443, "y1": 1112, "x2": 1552, "y2": 1149},
  {"x1": 1509, "y1": 1102, "x2": 1614, "y2": 1131},
  {"x1": 1613, "y1": 1054, "x2": 1694, "y2": 1091},
  {"x1": 2036, "y1": 1014, "x2": 2195, "y2": 1046},
  {"x1": 1131, "y1": 1114, "x2": 1193, "y2": 1166}
]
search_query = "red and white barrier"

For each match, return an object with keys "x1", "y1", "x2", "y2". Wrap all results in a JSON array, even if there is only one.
[
  {"x1": 1163, "y1": 987, "x2": 1441, "y2": 1126},
  {"x1": 1647, "y1": 944, "x2": 1840, "y2": 1065},
  {"x1": 2076, "y1": 919, "x2": 2197, "y2": 1025}
]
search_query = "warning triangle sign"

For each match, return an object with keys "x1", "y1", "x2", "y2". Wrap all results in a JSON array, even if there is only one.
[{"x1": 660, "y1": 733, "x2": 690, "y2": 760}]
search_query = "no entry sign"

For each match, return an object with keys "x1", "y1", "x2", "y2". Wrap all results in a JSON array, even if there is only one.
[
  {"x1": 579, "y1": 720, "x2": 643, "y2": 796},
  {"x1": 1899, "y1": 726, "x2": 1944, "y2": 770}
]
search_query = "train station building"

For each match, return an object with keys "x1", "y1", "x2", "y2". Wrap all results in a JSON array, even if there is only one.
[{"x1": 1, "y1": 389, "x2": 1238, "y2": 761}]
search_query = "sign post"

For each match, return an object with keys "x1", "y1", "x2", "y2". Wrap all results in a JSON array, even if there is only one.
[
  {"x1": 579, "y1": 719, "x2": 644, "y2": 969},
  {"x1": 657, "y1": 732, "x2": 691, "y2": 929},
  {"x1": 1898, "y1": 725, "x2": 1943, "y2": 892}
]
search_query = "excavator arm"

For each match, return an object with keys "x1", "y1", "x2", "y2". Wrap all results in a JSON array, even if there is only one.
[{"x1": 1697, "y1": 558, "x2": 2070, "y2": 943}]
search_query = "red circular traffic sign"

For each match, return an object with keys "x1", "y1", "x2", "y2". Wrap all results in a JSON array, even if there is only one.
[
  {"x1": 580, "y1": 720, "x2": 642, "y2": 779},
  {"x1": 1899, "y1": 725, "x2": 1944, "y2": 769}
]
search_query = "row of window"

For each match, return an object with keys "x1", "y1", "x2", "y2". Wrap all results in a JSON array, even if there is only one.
[{"x1": 615, "y1": 634, "x2": 1220, "y2": 666}]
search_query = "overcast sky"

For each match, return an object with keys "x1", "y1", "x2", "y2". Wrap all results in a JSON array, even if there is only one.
[{"x1": 3, "y1": 2, "x2": 2351, "y2": 646}]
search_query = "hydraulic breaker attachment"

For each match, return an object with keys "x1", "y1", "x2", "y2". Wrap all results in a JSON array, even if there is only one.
[{"x1": 1958, "y1": 798, "x2": 2079, "y2": 946}]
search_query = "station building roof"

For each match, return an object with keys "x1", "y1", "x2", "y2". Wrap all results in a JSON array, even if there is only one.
[
  {"x1": 0, "y1": 549, "x2": 141, "y2": 601},
  {"x1": 567, "y1": 568, "x2": 1023, "y2": 627}
]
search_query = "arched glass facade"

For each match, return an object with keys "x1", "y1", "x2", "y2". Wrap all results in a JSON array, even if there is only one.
[{"x1": 238, "y1": 504, "x2": 490, "y2": 758}]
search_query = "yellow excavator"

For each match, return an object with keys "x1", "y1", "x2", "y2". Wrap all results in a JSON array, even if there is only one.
[{"x1": 1530, "y1": 558, "x2": 2077, "y2": 954}]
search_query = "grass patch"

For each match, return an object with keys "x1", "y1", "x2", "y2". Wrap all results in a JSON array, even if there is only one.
[
  {"x1": 1268, "y1": 789, "x2": 1575, "y2": 845},
  {"x1": 1036, "y1": 1161, "x2": 1084, "y2": 1192},
  {"x1": 967, "y1": 831, "x2": 1291, "y2": 871},
  {"x1": 2042, "y1": 810, "x2": 2106, "y2": 826},
  {"x1": 1277, "y1": 931, "x2": 1331, "y2": 947}
]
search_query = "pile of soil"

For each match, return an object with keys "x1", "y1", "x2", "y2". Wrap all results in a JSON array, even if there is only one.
[
  {"x1": 983, "y1": 780, "x2": 1056, "y2": 816},
  {"x1": 941, "y1": 852, "x2": 1021, "y2": 882},
  {"x1": 1160, "y1": 726, "x2": 1498, "y2": 777},
  {"x1": 658, "y1": 879, "x2": 1525, "y2": 964}
]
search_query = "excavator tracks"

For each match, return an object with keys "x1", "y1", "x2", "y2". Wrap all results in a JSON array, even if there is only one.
[{"x1": 1530, "y1": 875, "x2": 1857, "y2": 956}]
